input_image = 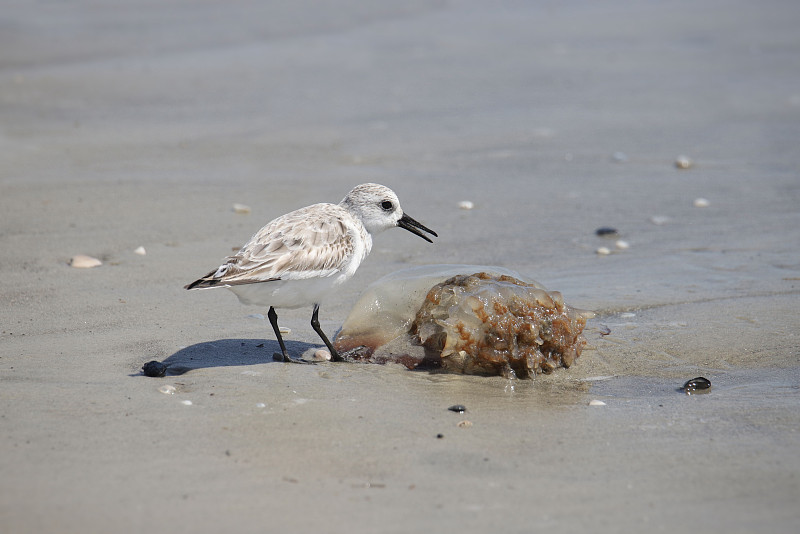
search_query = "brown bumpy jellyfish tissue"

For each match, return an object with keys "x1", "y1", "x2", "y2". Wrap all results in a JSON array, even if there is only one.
[{"x1": 334, "y1": 265, "x2": 593, "y2": 379}]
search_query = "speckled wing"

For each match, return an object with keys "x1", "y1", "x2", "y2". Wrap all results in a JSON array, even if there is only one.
[{"x1": 185, "y1": 204, "x2": 355, "y2": 289}]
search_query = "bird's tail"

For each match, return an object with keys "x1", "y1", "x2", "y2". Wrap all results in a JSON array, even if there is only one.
[{"x1": 184, "y1": 269, "x2": 224, "y2": 290}]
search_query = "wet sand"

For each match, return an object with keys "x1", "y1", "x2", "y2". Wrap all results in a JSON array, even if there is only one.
[{"x1": 2, "y1": 1, "x2": 799, "y2": 532}]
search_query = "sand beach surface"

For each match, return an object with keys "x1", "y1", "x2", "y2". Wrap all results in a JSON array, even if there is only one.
[{"x1": 2, "y1": 1, "x2": 799, "y2": 532}]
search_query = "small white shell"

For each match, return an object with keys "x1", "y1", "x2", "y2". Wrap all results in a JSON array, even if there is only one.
[
  {"x1": 279, "y1": 327, "x2": 291, "y2": 335},
  {"x1": 232, "y1": 203, "x2": 251, "y2": 214},
  {"x1": 596, "y1": 247, "x2": 611, "y2": 256},
  {"x1": 693, "y1": 197, "x2": 710, "y2": 208},
  {"x1": 458, "y1": 200, "x2": 475, "y2": 210},
  {"x1": 675, "y1": 155, "x2": 693, "y2": 169},
  {"x1": 457, "y1": 420, "x2": 473, "y2": 428},
  {"x1": 181, "y1": 400, "x2": 193, "y2": 406},
  {"x1": 313, "y1": 349, "x2": 332, "y2": 361},
  {"x1": 650, "y1": 215, "x2": 670, "y2": 226},
  {"x1": 615, "y1": 240, "x2": 630, "y2": 250},
  {"x1": 69, "y1": 254, "x2": 102, "y2": 268},
  {"x1": 589, "y1": 399, "x2": 607, "y2": 406},
  {"x1": 255, "y1": 403, "x2": 266, "y2": 408},
  {"x1": 158, "y1": 385, "x2": 176, "y2": 395},
  {"x1": 134, "y1": 246, "x2": 146, "y2": 255}
]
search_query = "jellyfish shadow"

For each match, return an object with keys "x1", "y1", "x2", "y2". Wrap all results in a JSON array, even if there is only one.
[{"x1": 152, "y1": 338, "x2": 319, "y2": 376}]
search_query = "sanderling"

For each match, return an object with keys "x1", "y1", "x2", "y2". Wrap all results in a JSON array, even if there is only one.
[{"x1": 185, "y1": 183, "x2": 437, "y2": 363}]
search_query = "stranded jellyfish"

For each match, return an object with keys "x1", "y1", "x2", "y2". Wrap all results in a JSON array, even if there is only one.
[{"x1": 334, "y1": 265, "x2": 593, "y2": 379}]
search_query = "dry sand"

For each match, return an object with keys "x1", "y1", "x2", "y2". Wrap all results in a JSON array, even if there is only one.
[{"x1": 2, "y1": 1, "x2": 799, "y2": 532}]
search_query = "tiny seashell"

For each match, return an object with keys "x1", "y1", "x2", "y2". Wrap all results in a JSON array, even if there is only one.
[
  {"x1": 69, "y1": 254, "x2": 102, "y2": 268},
  {"x1": 158, "y1": 384, "x2": 176, "y2": 395},
  {"x1": 458, "y1": 200, "x2": 475, "y2": 210},
  {"x1": 279, "y1": 327, "x2": 291, "y2": 335},
  {"x1": 589, "y1": 399, "x2": 607, "y2": 406},
  {"x1": 596, "y1": 247, "x2": 611, "y2": 255},
  {"x1": 313, "y1": 349, "x2": 331, "y2": 361},
  {"x1": 134, "y1": 246, "x2": 146, "y2": 255},
  {"x1": 595, "y1": 227, "x2": 619, "y2": 237},
  {"x1": 650, "y1": 215, "x2": 670, "y2": 226},
  {"x1": 682, "y1": 377, "x2": 711, "y2": 395},
  {"x1": 615, "y1": 240, "x2": 630, "y2": 250},
  {"x1": 675, "y1": 155, "x2": 693, "y2": 169},
  {"x1": 142, "y1": 360, "x2": 167, "y2": 377},
  {"x1": 693, "y1": 198, "x2": 710, "y2": 208},
  {"x1": 255, "y1": 403, "x2": 266, "y2": 408},
  {"x1": 457, "y1": 420, "x2": 473, "y2": 428},
  {"x1": 181, "y1": 400, "x2": 193, "y2": 406},
  {"x1": 232, "y1": 203, "x2": 251, "y2": 214},
  {"x1": 620, "y1": 312, "x2": 636, "y2": 318}
]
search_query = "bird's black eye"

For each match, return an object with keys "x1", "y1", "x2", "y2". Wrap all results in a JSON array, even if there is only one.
[{"x1": 381, "y1": 200, "x2": 394, "y2": 211}]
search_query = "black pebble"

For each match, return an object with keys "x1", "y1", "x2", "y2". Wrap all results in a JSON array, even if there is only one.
[
  {"x1": 448, "y1": 404, "x2": 466, "y2": 413},
  {"x1": 682, "y1": 376, "x2": 711, "y2": 394},
  {"x1": 436, "y1": 433, "x2": 444, "y2": 439},
  {"x1": 142, "y1": 360, "x2": 167, "y2": 377},
  {"x1": 595, "y1": 227, "x2": 619, "y2": 237}
]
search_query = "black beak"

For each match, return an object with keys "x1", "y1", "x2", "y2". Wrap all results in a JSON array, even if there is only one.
[{"x1": 397, "y1": 213, "x2": 438, "y2": 243}]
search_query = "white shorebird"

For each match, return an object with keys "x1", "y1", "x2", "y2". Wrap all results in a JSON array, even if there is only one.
[{"x1": 185, "y1": 183, "x2": 437, "y2": 363}]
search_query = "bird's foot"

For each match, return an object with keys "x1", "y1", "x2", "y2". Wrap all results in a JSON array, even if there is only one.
[{"x1": 272, "y1": 353, "x2": 315, "y2": 364}]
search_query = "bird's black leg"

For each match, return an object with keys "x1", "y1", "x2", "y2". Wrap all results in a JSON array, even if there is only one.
[
  {"x1": 267, "y1": 306, "x2": 289, "y2": 361},
  {"x1": 311, "y1": 304, "x2": 343, "y2": 362},
  {"x1": 267, "y1": 306, "x2": 311, "y2": 364}
]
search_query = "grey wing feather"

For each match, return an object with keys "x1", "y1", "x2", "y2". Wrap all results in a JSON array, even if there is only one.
[{"x1": 185, "y1": 204, "x2": 354, "y2": 289}]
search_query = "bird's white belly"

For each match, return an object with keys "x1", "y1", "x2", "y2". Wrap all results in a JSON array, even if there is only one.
[{"x1": 227, "y1": 275, "x2": 347, "y2": 309}]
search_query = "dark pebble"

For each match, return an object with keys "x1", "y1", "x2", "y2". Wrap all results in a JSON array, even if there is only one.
[
  {"x1": 595, "y1": 227, "x2": 619, "y2": 237},
  {"x1": 682, "y1": 377, "x2": 711, "y2": 395},
  {"x1": 142, "y1": 360, "x2": 167, "y2": 377},
  {"x1": 436, "y1": 433, "x2": 444, "y2": 439},
  {"x1": 448, "y1": 404, "x2": 466, "y2": 413}
]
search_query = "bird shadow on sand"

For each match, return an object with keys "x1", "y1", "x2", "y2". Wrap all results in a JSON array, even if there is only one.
[{"x1": 142, "y1": 338, "x2": 321, "y2": 376}]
